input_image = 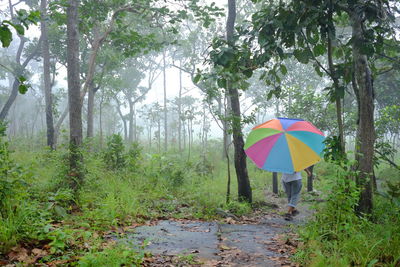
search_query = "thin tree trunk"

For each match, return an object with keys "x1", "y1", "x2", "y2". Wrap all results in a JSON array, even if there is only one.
[
  {"x1": 128, "y1": 100, "x2": 134, "y2": 143},
  {"x1": 114, "y1": 96, "x2": 127, "y2": 141},
  {"x1": 272, "y1": 172, "x2": 278, "y2": 194},
  {"x1": 67, "y1": 0, "x2": 83, "y2": 192},
  {"x1": 226, "y1": 145, "x2": 232, "y2": 203},
  {"x1": 178, "y1": 60, "x2": 182, "y2": 152},
  {"x1": 183, "y1": 119, "x2": 186, "y2": 150},
  {"x1": 40, "y1": 0, "x2": 55, "y2": 149},
  {"x1": 163, "y1": 49, "x2": 168, "y2": 151},
  {"x1": 99, "y1": 92, "x2": 104, "y2": 148},
  {"x1": 327, "y1": 0, "x2": 345, "y2": 153},
  {"x1": 86, "y1": 83, "x2": 95, "y2": 139},
  {"x1": 351, "y1": 8, "x2": 375, "y2": 215},
  {"x1": 187, "y1": 118, "x2": 191, "y2": 159},
  {"x1": 226, "y1": 0, "x2": 252, "y2": 202},
  {"x1": 133, "y1": 104, "x2": 137, "y2": 142},
  {"x1": 307, "y1": 165, "x2": 314, "y2": 192},
  {"x1": 158, "y1": 118, "x2": 161, "y2": 153}
]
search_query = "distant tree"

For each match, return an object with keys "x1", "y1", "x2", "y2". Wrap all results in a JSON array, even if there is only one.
[{"x1": 0, "y1": 1, "x2": 40, "y2": 121}]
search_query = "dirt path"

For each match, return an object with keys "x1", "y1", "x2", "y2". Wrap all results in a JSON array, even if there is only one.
[{"x1": 123, "y1": 196, "x2": 313, "y2": 266}]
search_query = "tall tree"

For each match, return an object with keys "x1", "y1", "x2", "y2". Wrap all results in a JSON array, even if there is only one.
[
  {"x1": 350, "y1": 4, "x2": 375, "y2": 214},
  {"x1": 66, "y1": 0, "x2": 83, "y2": 191},
  {"x1": 40, "y1": 0, "x2": 55, "y2": 149},
  {"x1": 226, "y1": 0, "x2": 252, "y2": 202}
]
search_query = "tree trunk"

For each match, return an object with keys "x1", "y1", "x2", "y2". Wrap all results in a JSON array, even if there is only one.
[
  {"x1": 327, "y1": 0, "x2": 345, "y2": 153},
  {"x1": 86, "y1": 83, "x2": 95, "y2": 139},
  {"x1": 40, "y1": 0, "x2": 55, "y2": 149},
  {"x1": 307, "y1": 165, "x2": 314, "y2": 192},
  {"x1": 128, "y1": 100, "x2": 134, "y2": 143},
  {"x1": 272, "y1": 172, "x2": 278, "y2": 194},
  {"x1": 218, "y1": 98, "x2": 226, "y2": 159},
  {"x1": 114, "y1": 96, "x2": 127, "y2": 141},
  {"x1": 178, "y1": 60, "x2": 182, "y2": 152},
  {"x1": 67, "y1": 0, "x2": 83, "y2": 192},
  {"x1": 350, "y1": 8, "x2": 375, "y2": 215},
  {"x1": 158, "y1": 118, "x2": 161, "y2": 153},
  {"x1": 226, "y1": 0, "x2": 252, "y2": 203},
  {"x1": 99, "y1": 91, "x2": 104, "y2": 148},
  {"x1": 182, "y1": 119, "x2": 186, "y2": 150},
  {"x1": 187, "y1": 118, "x2": 191, "y2": 159},
  {"x1": 133, "y1": 104, "x2": 137, "y2": 142},
  {"x1": 163, "y1": 49, "x2": 168, "y2": 151}
]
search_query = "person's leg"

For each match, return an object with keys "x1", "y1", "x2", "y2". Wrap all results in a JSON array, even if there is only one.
[
  {"x1": 288, "y1": 179, "x2": 303, "y2": 214},
  {"x1": 282, "y1": 180, "x2": 295, "y2": 219},
  {"x1": 282, "y1": 180, "x2": 291, "y2": 203}
]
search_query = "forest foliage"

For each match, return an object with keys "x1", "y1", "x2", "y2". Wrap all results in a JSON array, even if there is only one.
[{"x1": 0, "y1": 0, "x2": 400, "y2": 266}]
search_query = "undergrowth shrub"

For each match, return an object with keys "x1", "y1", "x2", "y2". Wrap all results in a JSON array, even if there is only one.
[
  {"x1": 0, "y1": 123, "x2": 48, "y2": 252},
  {"x1": 103, "y1": 134, "x2": 126, "y2": 170},
  {"x1": 295, "y1": 152, "x2": 400, "y2": 266},
  {"x1": 77, "y1": 244, "x2": 144, "y2": 266}
]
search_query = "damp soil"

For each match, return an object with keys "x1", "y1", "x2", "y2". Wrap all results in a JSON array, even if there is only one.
[{"x1": 121, "y1": 193, "x2": 314, "y2": 266}]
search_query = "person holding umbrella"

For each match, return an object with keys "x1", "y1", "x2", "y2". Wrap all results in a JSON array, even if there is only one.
[
  {"x1": 282, "y1": 168, "x2": 312, "y2": 221},
  {"x1": 244, "y1": 118, "x2": 324, "y2": 220}
]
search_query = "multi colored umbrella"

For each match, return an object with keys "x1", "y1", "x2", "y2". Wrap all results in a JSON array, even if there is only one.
[{"x1": 244, "y1": 118, "x2": 325, "y2": 173}]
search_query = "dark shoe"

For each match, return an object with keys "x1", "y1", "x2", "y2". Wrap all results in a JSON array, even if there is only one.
[
  {"x1": 284, "y1": 213, "x2": 293, "y2": 221},
  {"x1": 292, "y1": 209, "x2": 300, "y2": 216}
]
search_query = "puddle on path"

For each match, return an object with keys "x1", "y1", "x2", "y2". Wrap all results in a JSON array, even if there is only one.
[
  {"x1": 122, "y1": 204, "x2": 312, "y2": 266},
  {"x1": 126, "y1": 220, "x2": 220, "y2": 260}
]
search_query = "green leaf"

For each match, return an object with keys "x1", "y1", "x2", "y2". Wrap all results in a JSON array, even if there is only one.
[
  {"x1": 13, "y1": 24, "x2": 25, "y2": 35},
  {"x1": 279, "y1": 64, "x2": 287, "y2": 75},
  {"x1": 0, "y1": 25, "x2": 13, "y2": 47},
  {"x1": 193, "y1": 73, "x2": 201, "y2": 84},
  {"x1": 54, "y1": 205, "x2": 68, "y2": 218},
  {"x1": 313, "y1": 44, "x2": 326, "y2": 57},
  {"x1": 217, "y1": 78, "x2": 227, "y2": 88},
  {"x1": 243, "y1": 69, "x2": 253, "y2": 78},
  {"x1": 293, "y1": 49, "x2": 311, "y2": 64},
  {"x1": 18, "y1": 84, "x2": 28, "y2": 94},
  {"x1": 314, "y1": 64, "x2": 324, "y2": 77}
]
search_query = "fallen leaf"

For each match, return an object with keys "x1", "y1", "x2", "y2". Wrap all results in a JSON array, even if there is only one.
[{"x1": 8, "y1": 247, "x2": 29, "y2": 262}]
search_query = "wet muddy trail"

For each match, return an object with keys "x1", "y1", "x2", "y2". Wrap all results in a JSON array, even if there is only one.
[{"x1": 120, "y1": 197, "x2": 313, "y2": 266}]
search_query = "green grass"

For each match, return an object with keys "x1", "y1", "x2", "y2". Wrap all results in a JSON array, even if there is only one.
[
  {"x1": 1, "y1": 143, "x2": 276, "y2": 264},
  {"x1": 5, "y1": 140, "x2": 399, "y2": 266},
  {"x1": 293, "y1": 163, "x2": 400, "y2": 267}
]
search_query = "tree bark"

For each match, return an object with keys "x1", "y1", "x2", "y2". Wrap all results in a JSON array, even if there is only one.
[
  {"x1": 327, "y1": 0, "x2": 345, "y2": 153},
  {"x1": 128, "y1": 100, "x2": 134, "y2": 143},
  {"x1": 226, "y1": 0, "x2": 252, "y2": 203},
  {"x1": 99, "y1": 91, "x2": 104, "y2": 148},
  {"x1": 307, "y1": 165, "x2": 314, "y2": 192},
  {"x1": 163, "y1": 49, "x2": 168, "y2": 151},
  {"x1": 272, "y1": 172, "x2": 278, "y2": 194},
  {"x1": 67, "y1": 0, "x2": 83, "y2": 192},
  {"x1": 350, "y1": 8, "x2": 375, "y2": 215},
  {"x1": 86, "y1": 83, "x2": 95, "y2": 139},
  {"x1": 41, "y1": 0, "x2": 55, "y2": 149},
  {"x1": 178, "y1": 60, "x2": 183, "y2": 152},
  {"x1": 114, "y1": 96, "x2": 128, "y2": 141}
]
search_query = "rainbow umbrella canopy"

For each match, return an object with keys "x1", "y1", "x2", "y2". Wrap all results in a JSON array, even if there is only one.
[{"x1": 244, "y1": 118, "x2": 325, "y2": 174}]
